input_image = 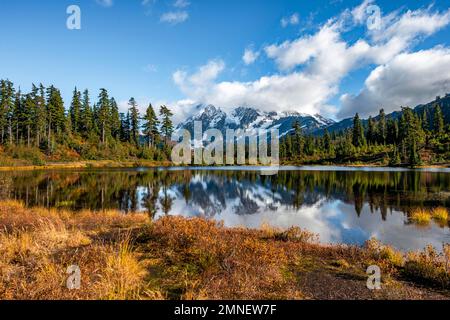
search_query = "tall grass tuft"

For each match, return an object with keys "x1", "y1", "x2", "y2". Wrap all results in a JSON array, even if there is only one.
[
  {"x1": 99, "y1": 236, "x2": 147, "y2": 300},
  {"x1": 431, "y1": 207, "x2": 449, "y2": 222},
  {"x1": 410, "y1": 209, "x2": 431, "y2": 225}
]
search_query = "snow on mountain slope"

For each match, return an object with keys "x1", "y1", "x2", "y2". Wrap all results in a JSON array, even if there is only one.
[{"x1": 176, "y1": 104, "x2": 335, "y2": 138}]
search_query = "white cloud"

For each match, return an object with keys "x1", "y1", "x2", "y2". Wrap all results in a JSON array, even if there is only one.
[
  {"x1": 96, "y1": 0, "x2": 113, "y2": 7},
  {"x1": 351, "y1": 0, "x2": 375, "y2": 25},
  {"x1": 370, "y1": 7, "x2": 450, "y2": 43},
  {"x1": 160, "y1": 11, "x2": 189, "y2": 24},
  {"x1": 173, "y1": 59, "x2": 336, "y2": 116},
  {"x1": 281, "y1": 13, "x2": 300, "y2": 28},
  {"x1": 172, "y1": 2, "x2": 450, "y2": 120},
  {"x1": 242, "y1": 47, "x2": 260, "y2": 65},
  {"x1": 339, "y1": 48, "x2": 450, "y2": 118},
  {"x1": 173, "y1": 59, "x2": 225, "y2": 98},
  {"x1": 160, "y1": 0, "x2": 191, "y2": 24},
  {"x1": 174, "y1": 0, "x2": 190, "y2": 8}
]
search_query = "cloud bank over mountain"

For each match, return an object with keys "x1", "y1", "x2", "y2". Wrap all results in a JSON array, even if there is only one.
[{"x1": 171, "y1": 1, "x2": 450, "y2": 121}]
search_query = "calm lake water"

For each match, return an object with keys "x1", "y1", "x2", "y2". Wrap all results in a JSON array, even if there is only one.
[{"x1": 1, "y1": 166, "x2": 449, "y2": 252}]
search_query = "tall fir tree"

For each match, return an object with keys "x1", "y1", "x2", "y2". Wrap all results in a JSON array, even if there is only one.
[
  {"x1": 97, "y1": 89, "x2": 111, "y2": 145},
  {"x1": 408, "y1": 136, "x2": 421, "y2": 167},
  {"x1": 367, "y1": 116, "x2": 376, "y2": 145},
  {"x1": 128, "y1": 98, "x2": 140, "y2": 146},
  {"x1": 109, "y1": 97, "x2": 121, "y2": 140},
  {"x1": 123, "y1": 111, "x2": 131, "y2": 143},
  {"x1": 323, "y1": 129, "x2": 332, "y2": 155},
  {"x1": 23, "y1": 93, "x2": 35, "y2": 147},
  {"x1": 0, "y1": 80, "x2": 15, "y2": 145},
  {"x1": 159, "y1": 105, "x2": 174, "y2": 143},
  {"x1": 12, "y1": 88, "x2": 22, "y2": 144},
  {"x1": 352, "y1": 113, "x2": 366, "y2": 148},
  {"x1": 292, "y1": 120, "x2": 304, "y2": 157},
  {"x1": 80, "y1": 89, "x2": 94, "y2": 138},
  {"x1": 34, "y1": 84, "x2": 47, "y2": 147},
  {"x1": 143, "y1": 103, "x2": 160, "y2": 148},
  {"x1": 421, "y1": 109, "x2": 430, "y2": 132},
  {"x1": 69, "y1": 87, "x2": 81, "y2": 135},
  {"x1": 377, "y1": 109, "x2": 387, "y2": 144},
  {"x1": 433, "y1": 105, "x2": 445, "y2": 134}
]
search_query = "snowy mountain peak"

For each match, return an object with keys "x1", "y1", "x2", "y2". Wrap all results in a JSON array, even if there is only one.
[{"x1": 177, "y1": 105, "x2": 335, "y2": 138}]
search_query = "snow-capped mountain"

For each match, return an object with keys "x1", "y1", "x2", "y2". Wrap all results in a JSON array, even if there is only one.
[{"x1": 176, "y1": 104, "x2": 335, "y2": 138}]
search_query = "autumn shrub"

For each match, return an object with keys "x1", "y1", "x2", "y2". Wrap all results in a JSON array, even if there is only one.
[
  {"x1": 148, "y1": 216, "x2": 297, "y2": 299},
  {"x1": 6, "y1": 145, "x2": 46, "y2": 165},
  {"x1": 403, "y1": 245, "x2": 450, "y2": 289},
  {"x1": 365, "y1": 238, "x2": 404, "y2": 270}
]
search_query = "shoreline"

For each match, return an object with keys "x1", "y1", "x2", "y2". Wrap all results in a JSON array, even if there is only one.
[
  {"x1": 0, "y1": 160, "x2": 173, "y2": 172},
  {"x1": 0, "y1": 160, "x2": 449, "y2": 172}
]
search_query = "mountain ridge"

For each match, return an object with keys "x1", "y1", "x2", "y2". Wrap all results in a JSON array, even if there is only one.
[
  {"x1": 177, "y1": 93, "x2": 450, "y2": 138},
  {"x1": 176, "y1": 104, "x2": 336, "y2": 138}
]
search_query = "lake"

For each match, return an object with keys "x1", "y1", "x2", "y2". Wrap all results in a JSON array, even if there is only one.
[{"x1": 1, "y1": 166, "x2": 449, "y2": 252}]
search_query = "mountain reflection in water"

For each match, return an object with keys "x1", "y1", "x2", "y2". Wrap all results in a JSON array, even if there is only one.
[{"x1": 0, "y1": 167, "x2": 449, "y2": 251}]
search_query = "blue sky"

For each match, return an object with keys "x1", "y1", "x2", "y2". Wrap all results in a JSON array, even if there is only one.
[{"x1": 1, "y1": 0, "x2": 450, "y2": 122}]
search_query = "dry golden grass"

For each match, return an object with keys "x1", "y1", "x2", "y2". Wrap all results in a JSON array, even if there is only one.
[
  {"x1": 0, "y1": 200, "x2": 150, "y2": 300},
  {"x1": 432, "y1": 207, "x2": 449, "y2": 222},
  {"x1": 96, "y1": 236, "x2": 148, "y2": 300},
  {"x1": 410, "y1": 209, "x2": 432, "y2": 225},
  {"x1": 0, "y1": 201, "x2": 448, "y2": 300}
]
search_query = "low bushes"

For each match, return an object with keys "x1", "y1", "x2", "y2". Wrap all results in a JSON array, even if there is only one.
[{"x1": 403, "y1": 245, "x2": 450, "y2": 289}]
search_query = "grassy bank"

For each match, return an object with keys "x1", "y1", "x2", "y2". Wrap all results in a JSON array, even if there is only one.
[
  {"x1": 0, "y1": 201, "x2": 449, "y2": 300},
  {"x1": 0, "y1": 160, "x2": 172, "y2": 171},
  {"x1": 0, "y1": 145, "x2": 172, "y2": 171}
]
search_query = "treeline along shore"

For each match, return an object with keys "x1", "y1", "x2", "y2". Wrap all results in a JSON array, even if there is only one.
[{"x1": 0, "y1": 79, "x2": 450, "y2": 168}]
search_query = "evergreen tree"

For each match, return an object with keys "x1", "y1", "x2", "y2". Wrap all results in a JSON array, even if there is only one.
[
  {"x1": 159, "y1": 105, "x2": 174, "y2": 143},
  {"x1": 69, "y1": 87, "x2": 81, "y2": 135},
  {"x1": 367, "y1": 116, "x2": 376, "y2": 145},
  {"x1": 46, "y1": 86, "x2": 66, "y2": 138},
  {"x1": 387, "y1": 119, "x2": 399, "y2": 145},
  {"x1": 292, "y1": 120, "x2": 304, "y2": 157},
  {"x1": 119, "y1": 113, "x2": 126, "y2": 142},
  {"x1": 304, "y1": 136, "x2": 314, "y2": 156},
  {"x1": 143, "y1": 103, "x2": 160, "y2": 148},
  {"x1": 323, "y1": 129, "x2": 332, "y2": 155},
  {"x1": 128, "y1": 98, "x2": 140, "y2": 146},
  {"x1": 120, "y1": 111, "x2": 131, "y2": 143},
  {"x1": 23, "y1": 93, "x2": 35, "y2": 147},
  {"x1": 389, "y1": 146, "x2": 401, "y2": 166},
  {"x1": 109, "y1": 98, "x2": 121, "y2": 140},
  {"x1": 377, "y1": 109, "x2": 386, "y2": 144},
  {"x1": 434, "y1": 105, "x2": 445, "y2": 134},
  {"x1": 399, "y1": 107, "x2": 425, "y2": 164},
  {"x1": 34, "y1": 84, "x2": 47, "y2": 147},
  {"x1": 80, "y1": 89, "x2": 94, "y2": 138},
  {"x1": 408, "y1": 137, "x2": 421, "y2": 167},
  {"x1": 421, "y1": 109, "x2": 430, "y2": 132},
  {"x1": 12, "y1": 89, "x2": 22, "y2": 144},
  {"x1": 97, "y1": 89, "x2": 111, "y2": 145},
  {"x1": 336, "y1": 130, "x2": 354, "y2": 158},
  {"x1": 352, "y1": 113, "x2": 366, "y2": 148},
  {"x1": 0, "y1": 80, "x2": 15, "y2": 145}
]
